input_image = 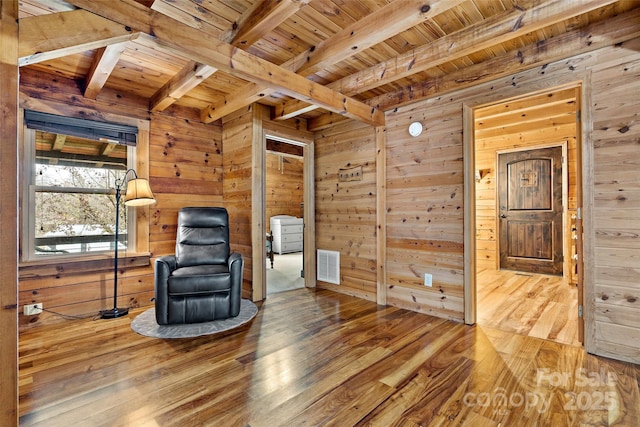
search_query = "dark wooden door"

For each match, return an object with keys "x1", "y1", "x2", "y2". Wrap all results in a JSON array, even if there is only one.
[{"x1": 498, "y1": 146, "x2": 563, "y2": 275}]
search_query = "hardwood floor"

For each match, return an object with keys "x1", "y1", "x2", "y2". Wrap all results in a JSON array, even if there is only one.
[
  {"x1": 19, "y1": 288, "x2": 639, "y2": 426},
  {"x1": 477, "y1": 269, "x2": 580, "y2": 346}
]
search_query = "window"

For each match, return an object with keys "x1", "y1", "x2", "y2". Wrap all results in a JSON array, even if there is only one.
[{"x1": 22, "y1": 111, "x2": 141, "y2": 260}]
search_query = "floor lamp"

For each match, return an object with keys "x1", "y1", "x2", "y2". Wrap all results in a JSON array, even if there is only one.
[{"x1": 100, "y1": 169, "x2": 155, "y2": 319}]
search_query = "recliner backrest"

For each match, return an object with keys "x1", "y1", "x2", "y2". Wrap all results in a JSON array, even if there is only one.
[{"x1": 175, "y1": 207, "x2": 230, "y2": 267}]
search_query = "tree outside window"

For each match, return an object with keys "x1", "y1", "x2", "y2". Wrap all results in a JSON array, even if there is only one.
[{"x1": 28, "y1": 130, "x2": 130, "y2": 257}]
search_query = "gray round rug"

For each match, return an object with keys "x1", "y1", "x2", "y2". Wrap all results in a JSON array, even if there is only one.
[{"x1": 131, "y1": 299, "x2": 258, "y2": 339}]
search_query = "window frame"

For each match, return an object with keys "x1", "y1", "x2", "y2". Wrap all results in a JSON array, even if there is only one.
[{"x1": 19, "y1": 109, "x2": 151, "y2": 265}]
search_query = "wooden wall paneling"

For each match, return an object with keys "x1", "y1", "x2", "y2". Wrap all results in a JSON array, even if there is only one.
[
  {"x1": 590, "y1": 43, "x2": 640, "y2": 363},
  {"x1": 455, "y1": 37, "x2": 639, "y2": 363},
  {"x1": 18, "y1": 268, "x2": 153, "y2": 322},
  {"x1": 147, "y1": 109, "x2": 224, "y2": 299},
  {"x1": 314, "y1": 120, "x2": 378, "y2": 302},
  {"x1": 265, "y1": 152, "x2": 303, "y2": 225},
  {"x1": 19, "y1": 68, "x2": 150, "y2": 120},
  {"x1": 0, "y1": 0, "x2": 19, "y2": 424},
  {"x1": 149, "y1": 113, "x2": 223, "y2": 196},
  {"x1": 385, "y1": 101, "x2": 465, "y2": 322},
  {"x1": 382, "y1": 39, "x2": 639, "y2": 332},
  {"x1": 223, "y1": 106, "x2": 257, "y2": 300},
  {"x1": 17, "y1": 70, "x2": 223, "y2": 329}
]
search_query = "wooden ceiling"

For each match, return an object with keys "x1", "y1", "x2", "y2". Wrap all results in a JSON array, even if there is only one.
[
  {"x1": 35, "y1": 131, "x2": 127, "y2": 167},
  {"x1": 17, "y1": 0, "x2": 640, "y2": 130}
]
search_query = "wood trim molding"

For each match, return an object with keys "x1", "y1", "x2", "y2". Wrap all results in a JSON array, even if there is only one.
[
  {"x1": 376, "y1": 126, "x2": 387, "y2": 306},
  {"x1": 252, "y1": 104, "x2": 266, "y2": 302},
  {"x1": 302, "y1": 141, "x2": 316, "y2": 289},
  {"x1": 18, "y1": 254, "x2": 151, "y2": 280},
  {"x1": 0, "y1": 1, "x2": 19, "y2": 424},
  {"x1": 581, "y1": 71, "x2": 595, "y2": 354},
  {"x1": 463, "y1": 104, "x2": 476, "y2": 324}
]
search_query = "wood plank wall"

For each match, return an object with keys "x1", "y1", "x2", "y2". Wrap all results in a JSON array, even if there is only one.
[
  {"x1": 382, "y1": 37, "x2": 638, "y2": 363},
  {"x1": 313, "y1": 120, "x2": 378, "y2": 302},
  {"x1": 17, "y1": 69, "x2": 224, "y2": 329},
  {"x1": 0, "y1": 0, "x2": 19, "y2": 424},
  {"x1": 11, "y1": 38, "x2": 639, "y2": 369},
  {"x1": 148, "y1": 112, "x2": 224, "y2": 256},
  {"x1": 265, "y1": 152, "x2": 303, "y2": 230},
  {"x1": 590, "y1": 41, "x2": 640, "y2": 362},
  {"x1": 385, "y1": 102, "x2": 466, "y2": 321},
  {"x1": 222, "y1": 106, "x2": 257, "y2": 300},
  {"x1": 474, "y1": 86, "x2": 578, "y2": 281}
]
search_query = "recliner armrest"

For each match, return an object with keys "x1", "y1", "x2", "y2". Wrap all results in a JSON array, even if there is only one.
[
  {"x1": 154, "y1": 255, "x2": 177, "y2": 325},
  {"x1": 228, "y1": 252, "x2": 243, "y2": 316},
  {"x1": 228, "y1": 252, "x2": 242, "y2": 267},
  {"x1": 156, "y1": 254, "x2": 177, "y2": 271}
]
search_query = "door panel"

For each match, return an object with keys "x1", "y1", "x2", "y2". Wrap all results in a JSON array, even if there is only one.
[{"x1": 499, "y1": 146, "x2": 563, "y2": 275}]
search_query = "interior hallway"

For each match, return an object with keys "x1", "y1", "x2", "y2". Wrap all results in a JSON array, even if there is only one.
[{"x1": 476, "y1": 268, "x2": 580, "y2": 347}]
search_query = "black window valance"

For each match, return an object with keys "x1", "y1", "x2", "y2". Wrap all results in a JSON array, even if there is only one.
[{"x1": 24, "y1": 110, "x2": 137, "y2": 146}]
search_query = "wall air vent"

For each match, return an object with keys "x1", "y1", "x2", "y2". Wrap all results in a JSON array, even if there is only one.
[{"x1": 317, "y1": 249, "x2": 340, "y2": 285}]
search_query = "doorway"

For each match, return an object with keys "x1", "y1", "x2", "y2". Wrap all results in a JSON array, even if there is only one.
[
  {"x1": 265, "y1": 139, "x2": 305, "y2": 295},
  {"x1": 261, "y1": 134, "x2": 314, "y2": 297},
  {"x1": 471, "y1": 85, "x2": 583, "y2": 346}
]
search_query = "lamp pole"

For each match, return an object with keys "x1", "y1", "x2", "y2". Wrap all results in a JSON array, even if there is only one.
[
  {"x1": 101, "y1": 172, "x2": 129, "y2": 319},
  {"x1": 100, "y1": 169, "x2": 154, "y2": 319}
]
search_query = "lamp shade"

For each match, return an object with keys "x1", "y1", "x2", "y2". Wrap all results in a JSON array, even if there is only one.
[{"x1": 124, "y1": 178, "x2": 155, "y2": 206}]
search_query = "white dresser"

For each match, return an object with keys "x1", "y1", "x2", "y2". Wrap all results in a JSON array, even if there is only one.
[{"x1": 270, "y1": 215, "x2": 303, "y2": 254}]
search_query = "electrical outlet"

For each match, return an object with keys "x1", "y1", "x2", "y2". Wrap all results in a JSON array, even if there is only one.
[
  {"x1": 24, "y1": 303, "x2": 43, "y2": 316},
  {"x1": 424, "y1": 273, "x2": 432, "y2": 287}
]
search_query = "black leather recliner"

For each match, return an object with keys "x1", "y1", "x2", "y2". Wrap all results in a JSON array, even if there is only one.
[{"x1": 154, "y1": 207, "x2": 243, "y2": 325}]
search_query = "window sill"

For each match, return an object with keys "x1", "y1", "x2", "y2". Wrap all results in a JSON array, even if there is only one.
[{"x1": 19, "y1": 253, "x2": 151, "y2": 279}]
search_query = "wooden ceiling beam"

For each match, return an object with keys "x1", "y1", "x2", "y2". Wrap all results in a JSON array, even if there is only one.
[
  {"x1": 150, "y1": 61, "x2": 218, "y2": 112},
  {"x1": 147, "y1": 0, "x2": 223, "y2": 113},
  {"x1": 150, "y1": 0, "x2": 306, "y2": 112},
  {"x1": 200, "y1": 81, "x2": 269, "y2": 123},
  {"x1": 68, "y1": 0, "x2": 385, "y2": 127},
  {"x1": 52, "y1": 134, "x2": 66, "y2": 151},
  {"x1": 294, "y1": 0, "x2": 464, "y2": 78},
  {"x1": 227, "y1": 0, "x2": 310, "y2": 48},
  {"x1": 84, "y1": 42, "x2": 127, "y2": 99},
  {"x1": 18, "y1": 9, "x2": 139, "y2": 66},
  {"x1": 277, "y1": 0, "x2": 618, "y2": 121},
  {"x1": 201, "y1": 0, "x2": 461, "y2": 123},
  {"x1": 149, "y1": 0, "x2": 224, "y2": 32},
  {"x1": 308, "y1": 6, "x2": 640, "y2": 131},
  {"x1": 100, "y1": 142, "x2": 116, "y2": 156}
]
